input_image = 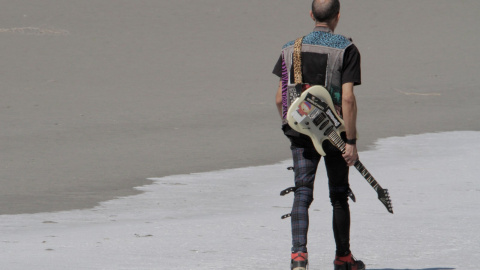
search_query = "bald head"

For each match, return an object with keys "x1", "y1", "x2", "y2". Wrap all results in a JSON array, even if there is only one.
[{"x1": 311, "y1": 0, "x2": 340, "y2": 23}]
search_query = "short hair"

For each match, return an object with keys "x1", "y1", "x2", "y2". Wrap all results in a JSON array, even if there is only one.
[{"x1": 311, "y1": 0, "x2": 340, "y2": 23}]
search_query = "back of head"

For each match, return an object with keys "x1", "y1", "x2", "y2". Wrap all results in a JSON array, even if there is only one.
[{"x1": 311, "y1": 0, "x2": 340, "y2": 23}]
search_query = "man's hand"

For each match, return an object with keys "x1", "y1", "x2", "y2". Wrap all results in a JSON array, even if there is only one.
[{"x1": 342, "y1": 143, "x2": 358, "y2": 166}]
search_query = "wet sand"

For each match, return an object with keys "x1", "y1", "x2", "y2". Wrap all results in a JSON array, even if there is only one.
[{"x1": 1, "y1": 0, "x2": 479, "y2": 214}]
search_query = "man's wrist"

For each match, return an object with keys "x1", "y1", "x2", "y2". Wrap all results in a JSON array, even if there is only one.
[{"x1": 345, "y1": 138, "x2": 357, "y2": 145}]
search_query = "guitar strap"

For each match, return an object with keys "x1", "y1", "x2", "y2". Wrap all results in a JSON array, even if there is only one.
[
  {"x1": 283, "y1": 36, "x2": 306, "y2": 126},
  {"x1": 293, "y1": 37, "x2": 304, "y2": 85}
]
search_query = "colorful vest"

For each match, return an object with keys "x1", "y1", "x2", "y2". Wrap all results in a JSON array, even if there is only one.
[{"x1": 280, "y1": 27, "x2": 353, "y2": 122}]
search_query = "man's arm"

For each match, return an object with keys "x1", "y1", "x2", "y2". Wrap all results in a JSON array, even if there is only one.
[
  {"x1": 275, "y1": 79, "x2": 283, "y2": 119},
  {"x1": 341, "y1": 82, "x2": 359, "y2": 166}
]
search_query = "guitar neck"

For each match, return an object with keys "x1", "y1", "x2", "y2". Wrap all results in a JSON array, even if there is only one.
[
  {"x1": 353, "y1": 160, "x2": 383, "y2": 192},
  {"x1": 326, "y1": 129, "x2": 383, "y2": 192}
]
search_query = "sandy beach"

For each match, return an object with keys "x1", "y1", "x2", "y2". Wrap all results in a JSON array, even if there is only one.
[
  {"x1": 0, "y1": 131, "x2": 478, "y2": 269},
  {"x1": 1, "y1": 0, "x2": 479, "y2": 215}
]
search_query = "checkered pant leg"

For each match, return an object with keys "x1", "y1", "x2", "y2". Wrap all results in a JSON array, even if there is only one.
[{"x1": 290, "y1": 146, "x2": 321, "y2": 253}]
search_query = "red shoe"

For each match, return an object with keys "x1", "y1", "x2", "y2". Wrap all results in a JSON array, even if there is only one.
[
  {"x1": 334, "y1": 253, "x2": 365, "y2": 270},
  {"x1": 291, "y1": 252, "x2": 308, "y2": 270}
]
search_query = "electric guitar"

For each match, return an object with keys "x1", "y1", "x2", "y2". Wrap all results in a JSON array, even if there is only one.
[{"x1": 286, "y1": 85, "x2": 393, "y2": 214}]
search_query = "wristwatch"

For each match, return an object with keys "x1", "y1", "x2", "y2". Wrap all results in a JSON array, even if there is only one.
[{"x1": 345, "y1": 138, "x2": 357, "y2": 145}]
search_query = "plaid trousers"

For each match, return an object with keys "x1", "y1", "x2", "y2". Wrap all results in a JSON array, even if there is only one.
[{"x1": 290, "y1": 143, "x2": 351, "y2": 255}]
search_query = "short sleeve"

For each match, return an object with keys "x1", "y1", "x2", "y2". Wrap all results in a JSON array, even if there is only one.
[
  {"x1": 272, "y1": 55, "x2": 283, "y2": 78},
  {"x1": 341, "y1": 44, "x2": 361, "y2": 85}
]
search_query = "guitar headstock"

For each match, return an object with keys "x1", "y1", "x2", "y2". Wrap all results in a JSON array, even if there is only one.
[{"x1": 378, "y1": 188, "x2": 394, "y2": 214}]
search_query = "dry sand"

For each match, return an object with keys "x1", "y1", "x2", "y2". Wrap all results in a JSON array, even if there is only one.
[{"x1": 1, "y1": 0, "x2": 479, "y2": 214}]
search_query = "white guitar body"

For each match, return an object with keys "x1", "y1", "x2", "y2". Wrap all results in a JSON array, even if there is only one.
[{"x1": 286, "y1": 85, "x2": 350, "y2": 156}]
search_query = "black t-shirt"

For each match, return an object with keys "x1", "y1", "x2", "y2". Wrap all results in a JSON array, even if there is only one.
[{"x1": 272, "y1": 44, "x2": 361, "y2": 86}]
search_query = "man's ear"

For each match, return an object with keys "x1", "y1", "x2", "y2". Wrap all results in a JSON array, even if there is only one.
[{"x1": 310, "y1": 10, "x2": 316, "y2": 22}]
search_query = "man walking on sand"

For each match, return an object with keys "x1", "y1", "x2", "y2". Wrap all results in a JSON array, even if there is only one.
[{"x1": 272, "y1": 1, "x2": 365, "y2": 269}]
